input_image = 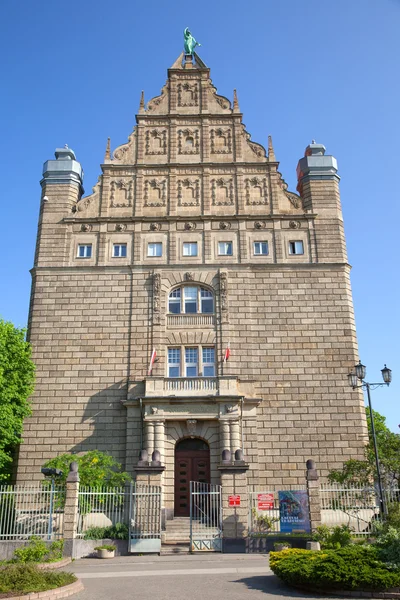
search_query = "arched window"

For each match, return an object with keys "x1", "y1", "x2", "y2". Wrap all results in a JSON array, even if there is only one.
[{"x1": 168, "y1": 286, "x2": 214, "y2": 315}]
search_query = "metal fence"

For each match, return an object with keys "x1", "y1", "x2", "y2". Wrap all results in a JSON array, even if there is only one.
[
  {"x1": 76, "y1": 486, "x2": 129, "y2": 537},
  {"x1": 190, "y1": 482, "x2": 222, "y2": 551},
  {"x1": 319, "y1": 484, "x2": 400, "y2": 534},
  {"x1": 129, "y1": 484, "x2": 161, "y2": 553},
  {"x1": 0, "y1": 485, "x2": 64, "y2": 540},
  {"x1": 248, "y1": 486, "x2": 305, "y2": 535}
]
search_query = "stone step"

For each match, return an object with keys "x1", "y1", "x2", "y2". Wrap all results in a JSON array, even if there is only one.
[{"x1": 161, "y1": 544, "x2": 190, "y2": 555}]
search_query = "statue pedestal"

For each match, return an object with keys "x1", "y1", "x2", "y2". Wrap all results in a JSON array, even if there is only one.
[{"x1": 184, "y1": 54, "x2": 193, "y2": 69}]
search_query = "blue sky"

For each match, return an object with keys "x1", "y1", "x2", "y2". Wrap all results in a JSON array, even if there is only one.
[{"x1": 0, "y1": 1, "x2": 399, "y2": 430}]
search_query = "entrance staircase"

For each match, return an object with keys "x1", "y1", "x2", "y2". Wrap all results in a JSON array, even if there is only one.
[{"x1": 161, "y1": 517, "x2": 191, "y2": 555}]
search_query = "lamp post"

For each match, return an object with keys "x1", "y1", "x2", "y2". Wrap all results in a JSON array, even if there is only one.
[
  {"x1": 348, "y1": 362, "x2": 392, "y2": 518},
  {"x1": 41, "y1": 468, "x2": 63, "y2": 539}
]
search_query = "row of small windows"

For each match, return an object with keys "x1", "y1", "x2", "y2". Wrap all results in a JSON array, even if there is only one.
[
  {"x1": 168, "y1": 346, "x2": 215, "y2": 378},
  {"x1": 77, "y1": 240, "x2": 305, "y2": 259}
]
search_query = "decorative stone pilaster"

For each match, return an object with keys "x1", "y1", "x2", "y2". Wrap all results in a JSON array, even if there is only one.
[
  {"x1": 306, "y1": 459, "x2": 322, "y2": 532},
  {"x1": 135, "y1": 450, "x2": 165, "y2": 486},
  {"x1": 219, "y1": 420, "x2": 231, "y2": 456},
  {"x1": 63, "y1": 462, "x2": 80, "y2": 557},
  {"x1": 154, "y1": 421, "x2": 165, "y2": 462},
  {"x1": 218, "y1": 450, "x2": 249, "y2": 553},
  {"x1": 230, "y1": 421, "x2": 241, "y2": 455},
  {"x1": 145, "y1": 421, "x2": 155, "y2": 457}
]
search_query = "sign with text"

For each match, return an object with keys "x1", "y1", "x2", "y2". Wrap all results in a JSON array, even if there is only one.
[
  {"x1": 257, "y1": 493, "x2": 275, "y2": 510},
  {"x1": 278, "y1": 490, "x2": 310, "y2": 533},
  {"x1": 228, "y1": 495, "x2": 241, "y2": 507}
]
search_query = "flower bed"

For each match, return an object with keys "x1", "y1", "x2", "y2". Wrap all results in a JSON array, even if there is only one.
[
  {"x1": 270, "y1": 546, "x2": 400, "y2": 593},
  {"x1": 0, "y1": 563, "x2": 77, "y2": 595}
]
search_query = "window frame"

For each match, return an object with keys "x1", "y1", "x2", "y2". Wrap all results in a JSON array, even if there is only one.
[
  {"x1": 77, "y1": 244, "x2": 92, "y2": 258},
  {"x1": 147, "y1": 242, "x2": 163, "y2": 257},
  {"x1": 253, "y1": 241, "x2": 269, "y2": 256},
  {"x1": 218, "y1": 241, "x2": 233, "y2": 256},
  {"x1": 168, "y1": 285, "x2": 214, "y2": 315},
  {"x1": 182, "y1": 242, "x2": 198, "y2": 257},
  {"x1": 112, "y1": 243, "x2": 127, "y2": 258},
  {"x1": 288, "y1": 240, "x2": 304, "y2": 256},
  {"x1": 167, "y1": 345, "x2": 216, "y2": 378}
]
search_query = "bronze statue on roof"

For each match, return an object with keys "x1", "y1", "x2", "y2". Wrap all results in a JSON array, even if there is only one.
[{"x1": 184, "y1": 28, "x2": 201, "y2": 56}]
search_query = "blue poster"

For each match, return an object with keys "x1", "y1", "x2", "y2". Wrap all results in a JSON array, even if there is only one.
[{"x1": 278, "y1": 490, "x2": 310, "y2": 533}]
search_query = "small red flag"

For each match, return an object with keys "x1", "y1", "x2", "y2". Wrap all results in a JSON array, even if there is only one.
[
  {"x1": 148, "y1": 348, "x2": 157, "y2": 376},
  {"x1": 223, "y1": 344, "x2": 231, "y2": 363}
]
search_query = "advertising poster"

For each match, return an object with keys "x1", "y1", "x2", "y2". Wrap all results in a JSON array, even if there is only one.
[{"x1": 278, "y1": 490, "x2": 310, "y2": 533}]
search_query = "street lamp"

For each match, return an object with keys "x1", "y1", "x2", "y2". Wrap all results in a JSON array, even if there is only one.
[
  {"x1": 41, "y1": 468, "x2": 63, "y2": 539},
  {"x1": 348, "y1": 361, "x2": 392, "y2": 518}
]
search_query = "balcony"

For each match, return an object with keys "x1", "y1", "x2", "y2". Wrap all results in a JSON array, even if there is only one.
[
  {"x1": 144, "y1": 376, "x2": 239, "y2": 397},
  {"x1": 166, "y1": 314, "x2": 215, "y2": 328}
]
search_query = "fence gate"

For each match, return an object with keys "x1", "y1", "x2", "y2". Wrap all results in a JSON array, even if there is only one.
[
  {"x1": 190, "y1": 482, "x2": 222, "y2": 552},
  {"x1": 129, "y1": 483, "x2": 161, "y2": 553}
]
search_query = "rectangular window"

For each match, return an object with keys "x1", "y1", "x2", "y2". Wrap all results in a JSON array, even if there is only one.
[
  {"x1": 202, "y1": 347, "x2": 215, "y2": 377},
  {"x1": 184, "y1": 286, "x2": 197, "y2": 314},
  {"x1": 288, "y1": 240, "x2": 304, "y2": 255},
  {"x1": 182, "y1": 242, "x2": 198, "y2": 257},
  {"x1": 168, "y1": 348, "x2": 181, "y2": 378},
  {"x1": 254, "y1": 241, "x2": 269, "y2": 256},
  {"x1": 218, "y1": 241, "x2": 233, "y2": 256},
  {"x1": 169, "y1": 288, "x2": 181, "y2": 314},
  {"x1": 200, "y1": 288, "x2": 214, "y2": 314},
  {"x1": 185, "y1": 347, "x2": 198, "y2": 377},
  {"x1": 113, "y1": 244, "x2": 127, "y2": 258},
  {"x1": 147, "y1": 242, "x2": 162, "y2": 257},
  {"x1": 77, "y1": 244, "x2": 92, "y2": 258}
]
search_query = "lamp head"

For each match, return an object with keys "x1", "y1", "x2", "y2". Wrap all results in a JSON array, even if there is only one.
[
  {"x1": 381, "y1": 365, "x2": 392, "y2": 385},
  {"x1": 355, "y1": 361, "x2": 366, "y2": 381}
]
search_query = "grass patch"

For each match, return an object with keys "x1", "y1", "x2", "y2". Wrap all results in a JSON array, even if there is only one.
[{"x1": 0, "y1": 564, "x2": 76, "y2": 594}]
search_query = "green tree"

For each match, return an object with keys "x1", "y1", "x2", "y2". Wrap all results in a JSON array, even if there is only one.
[
  {"x1": 42, "y1": 450, "x2": 131, "y2": 487},
  {"x1": 0, "y1": 319, "x2": 35, "y2": 482},
  {"x1": 328, "y1": 408, "x2": 400, "y2": 487}
]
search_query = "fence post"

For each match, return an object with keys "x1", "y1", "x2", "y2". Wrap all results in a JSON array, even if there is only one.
[
  {"x1": 306, "y1": 459, "x2": 321, "y2": 532},
  {"x1": 63, "y1": 462, "x2": 80, "y2": 557},
  {"x1": 218, "y1": 449, "x2": 249, "y2": 553}
]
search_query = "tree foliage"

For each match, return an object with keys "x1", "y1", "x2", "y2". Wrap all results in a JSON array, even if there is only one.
[
  {"x1": 42, "y1": 450, "x2": 131, "y2": 487},
  {"x1": 0, "y1": 319, "x2": 35, "y2": 482},
  {"x1": 328, "y1": 408, "x2": 400, "y2": 487}
]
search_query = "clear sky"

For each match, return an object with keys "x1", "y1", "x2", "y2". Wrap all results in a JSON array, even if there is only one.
[{"x1": 0, "y1": 1, "x2": 399, "y2": 430}]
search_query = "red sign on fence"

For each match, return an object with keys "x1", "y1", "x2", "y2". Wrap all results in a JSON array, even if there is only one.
[
  {"x1": 228, "y1": 495, "x2": 241, "y2": 507},
  {"x1": 257, "y1": 493, "x2": 274, "y2": 510}
]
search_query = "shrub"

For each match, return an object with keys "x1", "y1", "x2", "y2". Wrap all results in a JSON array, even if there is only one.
[
  {"x1": 270, "y1": 545, "x2": 400, "y2": 592},
  {"x1": 83, "y1": 522, "x2": 129, "y2": 540},
  {"x1": 94, "y1": 544, "x2": 116, "y2": 552},
  {"x1": 312, "y1": 524, "x2": 352, "y2": 549},
  {"x1": 374, "y1": 526, "x2": 400, "y2": 566},
  {"x1": 13, "y1": 536, "x2": 64, "y2": 563},
  {"x1": 0, "y1": 563, "x2": 76, "y2": 593}
]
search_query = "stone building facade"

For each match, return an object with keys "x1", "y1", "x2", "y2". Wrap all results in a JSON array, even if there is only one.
[{"x1": 18, "y1": 52, "x2": 367, "y2": 518}]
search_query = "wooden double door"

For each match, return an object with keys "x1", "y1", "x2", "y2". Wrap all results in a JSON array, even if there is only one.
[{"x1": 174, "y1": 439, "x2": 210, "y2": 517}]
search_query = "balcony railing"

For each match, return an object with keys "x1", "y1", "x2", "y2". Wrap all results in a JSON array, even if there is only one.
[
  {"x1": 166, "y1": 314, "x2": 215, "y2": 328},
  {"x1": 143, "y1": 376, "x2": 239, "y2": 397}
]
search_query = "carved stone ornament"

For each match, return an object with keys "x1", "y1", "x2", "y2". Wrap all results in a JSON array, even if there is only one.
[
  {"x1": 289, "y1": 220, "x2": 301, "y2": 229},
  {"x1": 178, "y1": 129, "x2": 200, "y2": 155},
  {"x1": 225, "y1": 404, "x2": 238, "y2": 414},
  {"x1": 210, "y1": 128, "x2": 232, "y2": 154},
  {"x1": 254, "y1": 221, "x2": 266, "y2": 229},
  {"x1": 110, "y1": 178, "x2": 133, "y2": 208},
  {"x1": 211, "y1": 178, "x2": 234, "y2": 206},
  {"x1": 145, "y1": 129, "x2": 167, "y2": 155},
  {"x1": 187, "y1": 419, "x2": 197, "y2": 436},
  {"x1": 249, "y1": 141, "x2": 266, "y2": 158},
  {"x1": 150, "y1": 222, "x2": 161, "y2": 231},
  {"x1": 185, "y1": 272, "x2": 195, "y2": 281},
  {"x1": 219, "y1": 221, "x2": 231, "y2": 230},
  {"x1": 144, "y1": 179, "x2": 167, "y2": 207},
  {"x1": 115, "y1": 223, "x2": 127, "y2": 232},
  {"x1": 178, "y1": 178, "x2": 200, "y2": 207},
  {"x1": 285, "y1": 191, "x2": 302, "y2": 209},
  {"x1": 184, "y1": 222, "x2": 196, "y2": 230},
  {"x1": 245, "y1": 177, "x2": 268, "y2": 206},
  {"x1": 153, "y1": 272, "x2": 161, "y2": 325},
  {"x1": 178, "y1": 82, "x2": 199, "y2": 107},
  {"x1": 219, "y1": 271, "x2": 229, "y2": 323},
  {"x1": 80, "y1": 223, "x2": 92, "y2": 232},
  {"x1": 151, "y1": 407, "x2": 159, "y2": 415}
]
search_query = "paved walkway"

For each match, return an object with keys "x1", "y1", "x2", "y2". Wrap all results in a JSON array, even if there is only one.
[{"x1": 68, "y1": 554, "x2": 338, "y2": 600}]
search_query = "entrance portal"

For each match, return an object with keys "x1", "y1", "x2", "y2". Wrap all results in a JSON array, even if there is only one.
[{"x1": 174, "y1": 438, "x2": 210, "y2": 517}]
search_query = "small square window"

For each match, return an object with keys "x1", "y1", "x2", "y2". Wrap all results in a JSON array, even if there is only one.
[
  {"x1": 113, "y1": 244, "x2": 127, "y2": 258},
  {"x1": 218, "y1": 241, "x2": 233, "y2": 256},
  {"x1": 183, "y1": 242, "x2": 198, "y2": 257},
  {"x1": 77, "y1": 244, "x2": 92, "y2": 258},
  {"x1": 254, "y1": 241, "x2": 269, "y2": 256},
  {"x1": 148, "y1": 242, "x2": 162, "y2": 257},
  {"x1": 288, "y1": 241, "x2": 304, "y2": 255}
]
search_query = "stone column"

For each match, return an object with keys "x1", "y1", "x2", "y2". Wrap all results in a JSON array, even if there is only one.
[
  {"x1": 219, "y1": 420, "x2": 231, "y2": 456},
  {"x1": 230, "y1": 420, "x2": 241, "y2": 455},
  {"x1": 154, "y1": 420, "x2": 165, "y2": 462},
  {"x1": 218, "y1": 453, "x2": 249, "y2": 553},
  {"x1": 306, "y1": 459, "x2": 322, "y2": 532},
  {"x1": 145, "y1": 421, "x2": 155, "y2": 457},
  {"x1": 63, "y1": 462, "x2": 80, "y2": 558}
]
